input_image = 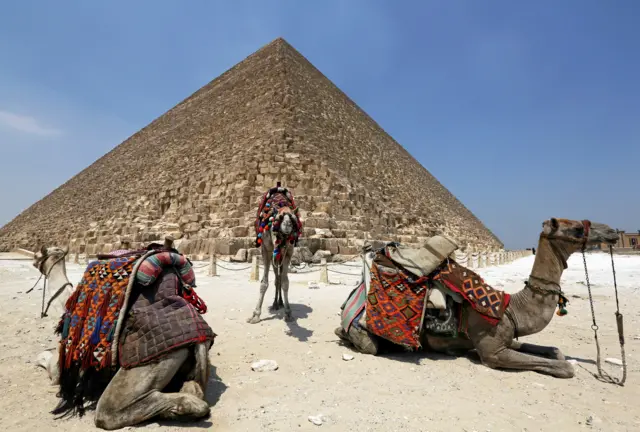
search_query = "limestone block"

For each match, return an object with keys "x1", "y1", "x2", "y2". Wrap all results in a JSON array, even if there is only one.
[
  {"x1": 231, "y1": 226, "x2": 249, "y2": 237},
  {"x1": 311, "y1": 249, "x2": 332, "y2": 264}
]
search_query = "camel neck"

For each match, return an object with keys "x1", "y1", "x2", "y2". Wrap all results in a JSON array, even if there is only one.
[
  {"x1": 508, "y1": 236, "x2": 570, "y2": 337},
  {"x1": 528, "y1": 236, "x2": 568, "y2": 286},
  {"x1": 45, "y1": 259, "x2": 74, "y2": 315}
]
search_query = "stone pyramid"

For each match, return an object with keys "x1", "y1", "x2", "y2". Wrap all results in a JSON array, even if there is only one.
[{"x1": 0, "y1": 37, "x2": 503, "y2": 256}]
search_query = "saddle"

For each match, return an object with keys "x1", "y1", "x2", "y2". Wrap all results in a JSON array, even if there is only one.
[{"x1": 340, "y1": 237, "x2": 511, "y2": 349}]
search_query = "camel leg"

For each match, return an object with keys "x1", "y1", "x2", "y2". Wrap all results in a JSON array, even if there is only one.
[
  {"x1": 510, "y1": 340, "x2": 566, "y2": 361},
  {"x1": 178, "y1": 342, "x2": 211, "y2": 400},
  {"x1": 270, "y1": 265, "x2": 282, "y2": 312},
  {"x1": 247, "y1": 245, "x2": 271, "y2": 324},
  {"x1": 95, "y1": 348, "x2": 210, "y2": 430},
  {"x1": 425, "y1": 335, "x2": 475, "y2": 356},
  {"x1": 36, "y1": 347, "x2": 60, "y2": 385},
  {"x1": 281, "y1": 252, "x2": 292, "y2": 321},
  {"x1": 334, "y1": 325, "x2": 380, "y2": 355},
  {"x1": 479, "y1": 348, "x2": 574, "y2": 378}
]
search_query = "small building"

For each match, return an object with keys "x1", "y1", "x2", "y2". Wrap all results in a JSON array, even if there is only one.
[{"x1": 600, "y1": 230, "x2": 640, "y2": 250}]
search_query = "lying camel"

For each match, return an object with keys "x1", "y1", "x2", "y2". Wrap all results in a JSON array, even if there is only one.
[
  {"x1": 33, "y1": 242, "x2": 215, "y2": 430},
  {"x1": 336, "y1": 218, "x2": 619, "y2": 378}
]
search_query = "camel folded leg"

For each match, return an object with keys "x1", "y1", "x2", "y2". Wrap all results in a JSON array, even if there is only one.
[
  {"x1": 94, "y1": 347, "x2": 209, "y2": 430},
  {"x1": 480, "y1": 348, "x2": 574, "y2": 378},
  {"x1": 510, "y1": 340, "x2": 565, "y2": 360}
]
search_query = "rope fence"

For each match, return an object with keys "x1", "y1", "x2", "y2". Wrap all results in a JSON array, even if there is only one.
[{"x1": 68, "y1": 248, "x2": 534, "y2": 285}]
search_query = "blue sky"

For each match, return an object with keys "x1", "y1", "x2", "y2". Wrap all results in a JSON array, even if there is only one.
[{"x1": 0, "y1": 1, "x2": 638, "y2": 249}]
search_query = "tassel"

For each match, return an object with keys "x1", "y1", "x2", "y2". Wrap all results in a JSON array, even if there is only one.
[
  {"x1": 90, "y1": 316, "x2": 102, "y2": 345},
  {"x1": 62, "y1": 315, "x2": 71, "y2": 339},
  {"x1": 107, "y1": 324, "x2": 116, "y2": 342},
  {"x1": 556, "y1": 296, "x2": 568, "y2": 316}
]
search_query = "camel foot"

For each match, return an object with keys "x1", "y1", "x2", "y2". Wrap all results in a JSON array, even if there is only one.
[
  {"x1": 268, "y1": 304, "x2": 282, "y2": 313},
  {"x1": 179, "y1": 380, "x2": 204, "y2": 400},
  {"x1": 247, "y1": 315, "x2": 261, "y2": 324},
  {"x1": 283, "y1": 312, "x2": 294, "y2": 322},
  {"x1": 159, "y1": 393, "x2": 210, "y2": 421},
  {"x1": 36, "y1": 350, "x2": 53, "y2": 370}
]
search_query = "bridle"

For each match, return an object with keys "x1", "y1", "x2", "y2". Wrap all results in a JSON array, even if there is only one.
[
  {"x1": 534, "y1": 219, "x2": 627, "y2": 386},
  {"x1": 27, "y1": 249, "x2": 73, "y2": 318}
]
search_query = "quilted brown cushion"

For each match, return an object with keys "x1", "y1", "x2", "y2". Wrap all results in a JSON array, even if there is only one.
[{"x1": 118, "y1": 272, "x2": 215, "y2": 368}]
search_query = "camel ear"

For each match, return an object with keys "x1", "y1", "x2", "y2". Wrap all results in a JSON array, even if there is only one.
[
  {"x1": 40, "y1": 245, "x2": 47, "y2": 255},
  {"x1": 550, "y1": 218, "x2": 559, "y2": 231},
  {"x1": 62, "y1": 245, "x2": 69, "y2": 254}
]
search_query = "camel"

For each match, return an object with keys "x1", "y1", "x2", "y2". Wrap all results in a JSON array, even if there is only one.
[
  {"x1": 247, "y1": 185, "x2": 302, "y2": 324},
  {"x1": 32, "y1": 242, "x2": 214, "y2": 430},
  {"x1": 336, "y1": 218, "x2": 619, "y2": 378}
]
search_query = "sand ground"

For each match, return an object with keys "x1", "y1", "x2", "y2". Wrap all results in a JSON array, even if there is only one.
[{"x1": 0, "y1": 252, "x2": 638, "y2": 432}]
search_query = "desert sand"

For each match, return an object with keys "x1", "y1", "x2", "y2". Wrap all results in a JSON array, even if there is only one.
[{"x1": 0, "y1": 252, "x2": 638, "y2": 432}]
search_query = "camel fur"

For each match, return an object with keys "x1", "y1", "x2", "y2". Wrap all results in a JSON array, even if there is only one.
[
  {"x1": 336, "y1": 218, "x2": 619, "y2": 379},
  {"x1": 32, "y1": 245, "x2": 212, "y2": 430}
]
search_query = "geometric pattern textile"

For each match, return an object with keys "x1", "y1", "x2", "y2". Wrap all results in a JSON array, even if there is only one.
[
  {"x1": 135, "y1": 251, "x2": 196, "y2": 287},
  {"x1": 433, "y1": 259, "x2": 511, "y2": 325},
  {"x1": 57, "y1": 255, "x2": 141, "y2": 371},
  {"x1": 364, "y1": 261, "x2": 428, "y2": 349}
]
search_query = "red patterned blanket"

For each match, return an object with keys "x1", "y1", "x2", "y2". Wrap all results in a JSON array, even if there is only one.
[
  {"x1": 364, "y1": 262, "x2": 428, "y2": 349},
  {"x1": 433, "y1": 260, "x2": 511, "y2": 325}
]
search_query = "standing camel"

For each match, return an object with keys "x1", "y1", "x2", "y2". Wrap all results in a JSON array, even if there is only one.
[
  {"x1": 32, "y1": 243, "x2": 215, "y2": 430},
  {"x1": 247, "y1": 185, "x2": 302, "y2": 324},
  {"x1": 337, "y1": 218, "x2": 619, "y2": 378}
]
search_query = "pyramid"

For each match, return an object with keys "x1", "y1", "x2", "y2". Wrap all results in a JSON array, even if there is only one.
[{"x1": 0, "y1": 38, "x2": 503, "y2": 256}]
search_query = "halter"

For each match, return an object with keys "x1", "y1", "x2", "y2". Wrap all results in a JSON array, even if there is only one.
[{"x1": 27, "y1": 249, "x2": 73, "y2": 318}]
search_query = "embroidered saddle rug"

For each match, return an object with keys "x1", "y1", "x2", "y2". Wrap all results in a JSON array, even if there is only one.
[
  {"x1": 433, "y1": 260, "x2": 511, "y2": 325},
  {"x1": 364, "y1": 261, "x2": 429, "y2": 349},
  {"x1": 54, "y1": 248, "x2": 214, "y2": 417}
]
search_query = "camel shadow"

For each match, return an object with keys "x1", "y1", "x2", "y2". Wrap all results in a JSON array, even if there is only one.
[
  {"x1": 335, "y1": 337, "x2": 482, "y2": 366},
  {"x1": 284, "y1": 303, "x2": 313, "y2": 342}
]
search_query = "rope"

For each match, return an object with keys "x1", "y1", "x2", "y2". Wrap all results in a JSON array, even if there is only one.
[{"x1": 582, "y1": 246, "x2": 627, "y2": 386}]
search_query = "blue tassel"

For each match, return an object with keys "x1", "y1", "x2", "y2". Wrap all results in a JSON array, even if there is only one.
[
  {"x1": 107, "y1": 324, "x2": 116, "y2": 342},
  {"x1": 90, "y1": 316, "x2": 103, "y2": 345},
  {"x1": 62, "y1": 315, "x2": 71, "y2": 339}
]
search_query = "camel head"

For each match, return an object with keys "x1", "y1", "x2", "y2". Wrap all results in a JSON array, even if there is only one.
[
  {"x1": 279, "y1": 213, "x2": 297, "y2": 236},
  {"x1": 541, "y1": 218, "x2": 618, "y2": 251},
  {"x1": 33, "y1": 245, "x2": 69, "y2": 276}
]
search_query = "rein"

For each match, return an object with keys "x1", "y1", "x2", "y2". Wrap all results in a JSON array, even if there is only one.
[
  {"x1": 27, "y1": 251, "x2": 73, "y2": 318},
  {"x1": 582, "y1": 244, "x2": 627, "y2": 386}
]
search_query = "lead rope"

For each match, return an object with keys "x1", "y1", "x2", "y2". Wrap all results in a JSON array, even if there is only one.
[{"x1": 582, "y1": 246, "x2": 627, "y2": 386}]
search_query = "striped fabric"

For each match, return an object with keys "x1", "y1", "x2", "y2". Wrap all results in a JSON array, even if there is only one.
[{"x1": 135, "y1": 252, "x2": 196, "y2": 287}]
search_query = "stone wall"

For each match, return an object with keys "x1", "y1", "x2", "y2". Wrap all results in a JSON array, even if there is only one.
[{"x1": 0, "y1": 38, "x2": 503, "y2": 255}]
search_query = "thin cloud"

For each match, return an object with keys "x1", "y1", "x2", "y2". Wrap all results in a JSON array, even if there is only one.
[{"x1": 0, "y1": 110, "x2": 62, "y2": 136}]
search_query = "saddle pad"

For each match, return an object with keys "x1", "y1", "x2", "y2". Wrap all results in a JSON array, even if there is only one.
[
  {"x1": 119, "y1": 272, "x2": 216, "y2": 368},
  {"x1": 340, "y1": 282, "x2": 367, "y2": 332},
  {"x1": 57, "y1": 255, "x2": 140, "y2": 370},
  {"x1": 135, "y1": 251, "x2": 195, "y2": 287},
  {"x1": 364, "y1": 261, "x2": 428, "y2": 349},
  {"x1": 433, "y1": 259, "x2": 511, "y2": 325}
]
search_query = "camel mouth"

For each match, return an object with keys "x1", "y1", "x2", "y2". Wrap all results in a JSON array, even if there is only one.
[{"x1": 588, "y1": 222, "x2": 619, "y2": 245}]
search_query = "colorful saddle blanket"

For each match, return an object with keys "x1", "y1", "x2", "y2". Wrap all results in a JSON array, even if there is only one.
[
  {"x1": 433, "y1": 260, "x2": 511, "y2": 325},
  {"x1": 342, "y1": 245, "x2": 511, "y2": 349},
  {"x1": 255, "y1": 185, "x2": 303, "y2": 260},
  {"x1": 365, "y1": 262, "x2": 429, "y2": 349}
]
